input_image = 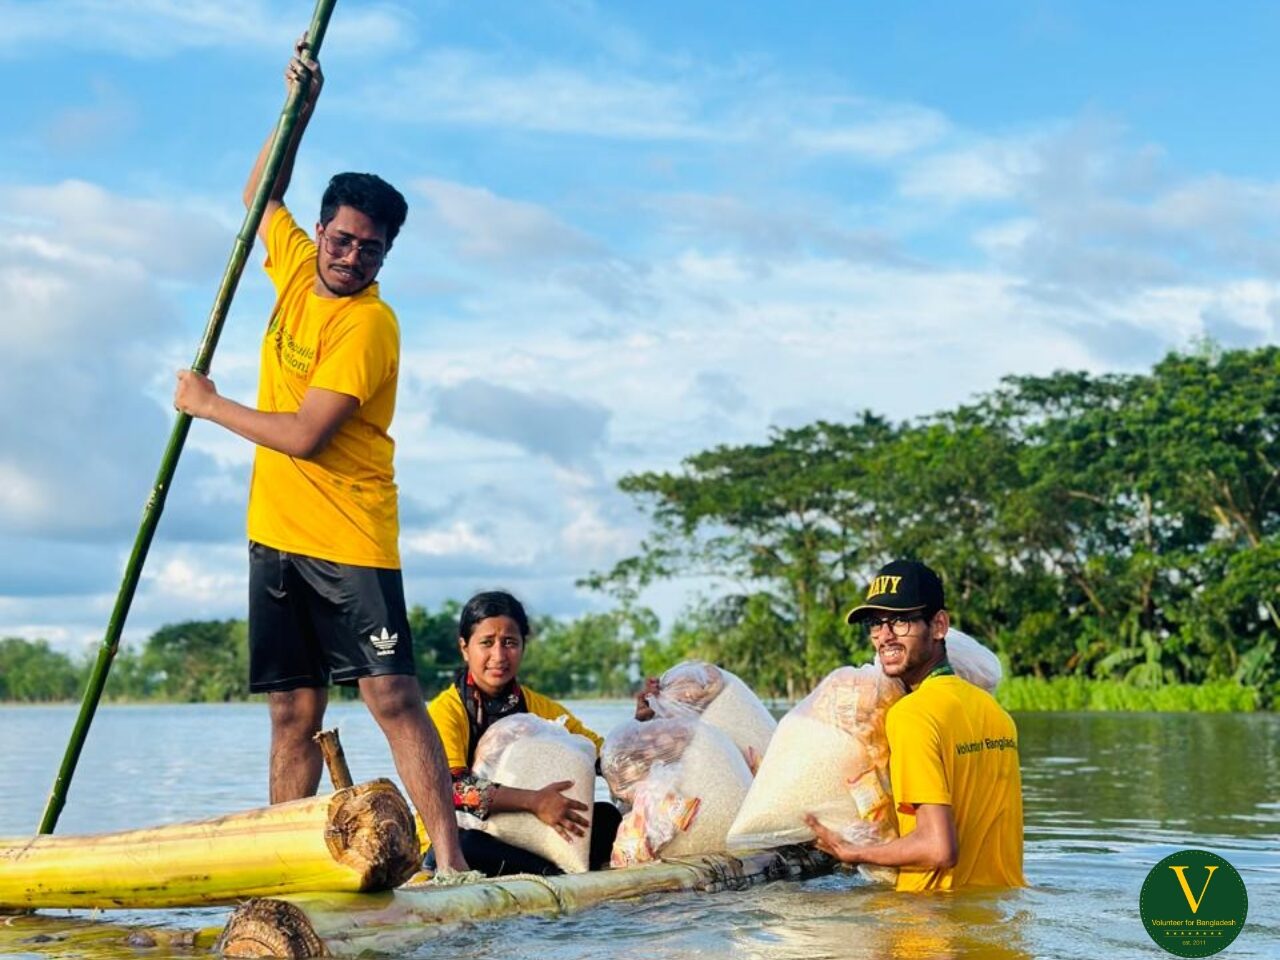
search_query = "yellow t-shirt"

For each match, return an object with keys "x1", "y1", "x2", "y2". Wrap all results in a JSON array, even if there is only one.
[
  {"x1": 246, "y1": 206, "x2": 401, "y2": 567},
  {"x1": 427, "y1": 683, "x2": 604, "y2": 771},
  {"x1": 887, "y1": 674, "x2": 1025, "y2": 891}
]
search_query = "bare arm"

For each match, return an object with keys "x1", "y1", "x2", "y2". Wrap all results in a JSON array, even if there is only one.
[
  {"x1": 174, "y1": 370, "x2": 355, "y2": 459},
  {"x1": 489, "y1": 781, "x2": 590, "y2": 840},
  {"x1": 805, "y1": 803, "x2": 958, "y2": 871},
  {"x1": 245, "y1": 34, "x2": 324, "y2": 240},
  {"x1": 634, "y1": 677, "x2": 660, "y2": 721}
]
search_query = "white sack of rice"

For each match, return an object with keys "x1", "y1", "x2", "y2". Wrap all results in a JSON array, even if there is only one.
[
  {"x1": 943, "y1": 628, "x2": 1002, "y2": 691},
  {"x1": 726, "y1": 664, "x2": 903, "y2": 862},
  {"x1": 604, "y1": 716, "x2": 753, "y2": 865},
  {"x1": 651, "y1": 661, "x2": 777, "y2": 772},
  {"x1": 470, "y1": 713, "x2": 597, "y2": 874}
]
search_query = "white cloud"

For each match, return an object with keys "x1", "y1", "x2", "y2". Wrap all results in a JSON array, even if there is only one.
[
  {"x1": 676, "y1": 250, "x2": 752, "y2": 283},
  {"x1": 361, "y1": 49, "x2": 704, "y2": 139},
  {"x1": 652, "y1": 193, "x2": 912, "y2": 270},
  {"x1": 0, "y1": 464, "x2": 56, "y2": 531},
  {"x1": 404, "y1": 522, "x2": 493, "y2": 558},
  {"x1": 894, "y1": 119, "x2": 1280, "y2": 313},
  {"x1": 899, "y1": 138, "x2": 1040, "y2": 202},
  {"x1": 973, "y1": 218, "x2": 1036, "y2": 256},
  {"x1": 415, "y1": 178, "x2": 602, "y2": 263},
  {"x1": 561, "y1": 513, "x2": 630, "y2": 568},
  {"x1": 41, "y1": 77, "x2": 137, "y2": 152},
  {"x1": 0, "y1": 1, "x2": 413, "y2": 58},
  {"x1": 0, "y1": 180, "x2": 250, "y2": 551},
  {"x1": 432, "y1": 380, "x2": 611, "y2": 470},
  {"x1": 359, "y1": 45, "x2": 949, "y2": 162},
  {"x1": 790, "y1": 101, "x2": 950, "y2": 160},
  {"x1": 1, "y1": 180, "x2": 228, "y2": 282},
  {"x1": 143, "y1": 554, "x2": 242, "y2": 605}
]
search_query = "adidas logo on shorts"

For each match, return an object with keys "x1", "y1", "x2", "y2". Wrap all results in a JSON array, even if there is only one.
[{"x1": 369, "y1": 627, "x2": 399, "y2": 657}]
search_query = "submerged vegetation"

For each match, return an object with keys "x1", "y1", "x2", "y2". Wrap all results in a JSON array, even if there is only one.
[
  {"x1": 995, "y1": 678, "x2": 1259, "y2": 713},
  {"x1": 5, "y1": 345, "x2": 1277, "y2": 710}
]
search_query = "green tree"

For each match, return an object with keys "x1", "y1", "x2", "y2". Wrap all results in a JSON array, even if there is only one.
[
  {"x1": 409, "y1": 601, "x2": 463, "y2": 696},
  {"x1": 589, "y1": 416, "x2": 896, "y2": 689},
  {"x1": 593, "y1": 344, "x2": 1280, "y2": 706},
  {"x1": 140, "y1": 620, "x2": 248, "y2": 702},
  {"x1": 0, "y1": 637, "x2": 83, "y2": 701},
  {"x1": 520, "y1": 607, "x2": 657, "y2": 698}
]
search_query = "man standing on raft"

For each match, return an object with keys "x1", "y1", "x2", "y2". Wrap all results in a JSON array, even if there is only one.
[
  {"x1": 808, "y1": 560, "x2": 1024, "y2": 890},
  {"x1": 173, "y1": 38, "x2": 467, "y2": 873}
]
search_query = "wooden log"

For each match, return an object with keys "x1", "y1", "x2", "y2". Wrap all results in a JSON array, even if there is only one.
[
  {"x1": 0, "y1": 911, "x2": 223, "y2": 958},
  {"x1": 216, "y1": 900, "x2": 325, "y2": 960},
  {"x1": 219, "y1": 846, "x2": 832, "y2": 958},
  {"x1": 0, "y1": 779, "x2": 419, "y2": 910},
  {"x1": 313, "y1": 729, "x2": 353, "y2": 790}
]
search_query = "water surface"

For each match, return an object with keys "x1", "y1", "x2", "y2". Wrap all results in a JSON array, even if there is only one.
[{"x1": 1, "y1": 703, "x2": 1277, "y2": 958}]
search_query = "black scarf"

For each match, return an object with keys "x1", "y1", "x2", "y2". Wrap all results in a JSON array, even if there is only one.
[{"x1": 454, "y1": 667, "x2": 528, "y2": 766}]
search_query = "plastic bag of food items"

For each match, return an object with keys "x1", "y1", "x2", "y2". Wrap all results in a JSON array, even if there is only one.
[
  {"x1": 470, "y1": 713, "x2": 597, "y2": 874},
  {"x1": 725, "y1": 664, "x2": 904, "y2": 882},
  {"x1": 603, "y1": 715, "x2": 753, "y2": 864},
  {"x1": 608, "y1": 762, "x2": 699, "y2": 867},
  {"x1": 648, "y1": 661, "x2": 777, "y2": 772}
]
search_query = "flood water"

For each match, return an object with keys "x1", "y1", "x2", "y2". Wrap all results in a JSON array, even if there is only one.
[{"x1": 1, "y1": 702, "x2": 1277, "y2": 958}]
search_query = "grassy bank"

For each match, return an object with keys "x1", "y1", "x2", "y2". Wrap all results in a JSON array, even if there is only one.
[
  {"x1": 0, "y1": 677, "x2": 1268, "y2": 712},
  {"x1": 996, "y1": 677, "x2": 1261, "y2": 712}
]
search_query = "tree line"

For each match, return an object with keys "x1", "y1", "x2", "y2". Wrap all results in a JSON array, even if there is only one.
[
  {"x1": 4, "y1": 344, "x2": 1275, "y2": 707},
  {"x1": 587, "y1": 343, "x2": 1279, "y2": 706},
  {"x1": 0, "y1": 606, "x2": 649, "y2": 704}
]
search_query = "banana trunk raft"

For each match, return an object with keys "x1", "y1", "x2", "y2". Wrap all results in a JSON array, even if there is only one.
[
  {"x1": 218, "y1": 846, "x2": 833, "y2": 958},
  {"x1": 1, "y1": 847, "x2": 831, "y2": 959},
  {"x1": 0, "y1": 779, "x2": 418, "y2": 910}
]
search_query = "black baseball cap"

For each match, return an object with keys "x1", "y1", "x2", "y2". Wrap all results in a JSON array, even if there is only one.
[{"x1": 845, "y1": 559, "x2": 945, "y2": 624}]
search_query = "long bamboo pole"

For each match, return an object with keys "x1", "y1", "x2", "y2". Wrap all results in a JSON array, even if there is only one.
[
  {"x1": 219, "y1": 847, "x2": 835, "y2": 958},
  {"x1": 37, "y1": 0, "x2": 339, "y2": 836}
]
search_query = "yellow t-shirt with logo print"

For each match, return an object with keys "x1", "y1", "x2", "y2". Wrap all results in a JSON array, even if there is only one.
[
  {"x1": 427, "y1": 684, "x2": 605, "y2": 771},
  {"x1": 246, "y1": 205, "x2": 402, "y2": 568},
  {"x1": 887, "y1": 673, "x2": 1025, "y2": 891}
]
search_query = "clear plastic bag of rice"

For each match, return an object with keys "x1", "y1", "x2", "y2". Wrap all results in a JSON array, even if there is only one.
[
  {"x1": 600, "y1": 717, "x2": 695, "y2": 803},
  {"x1": 470, "y1": 713, "x2": 597, "y2": 874},
  {"x1": 725, "y1": 664, "x2": 904, "y2": 882},
  {"x1": 649, "y1": 661, "x2": 777, "y2": 773},
  {"x1": 604, "y1": 716, "x2": 753, "y2": 864}
]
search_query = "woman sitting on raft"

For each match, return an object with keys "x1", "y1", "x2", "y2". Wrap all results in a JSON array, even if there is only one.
[{"x1": 423, "y1": 590, "x2": 626, "y2": 876}]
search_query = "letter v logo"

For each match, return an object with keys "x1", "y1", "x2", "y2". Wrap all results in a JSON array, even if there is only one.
[
  {"x1": 1169, "y1": 865, "x2": 1217, "y2": 913},
  {"x1": 1141, "y1": 850, "x2": 1247, "y2": 956}
]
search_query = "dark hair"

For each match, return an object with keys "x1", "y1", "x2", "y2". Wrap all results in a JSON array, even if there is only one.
[
  {"x1": 459, "y1": 591, "x2": 531, "y2": 643},
  {"x1": 319, "y1": 172, "x2": 408, "y2": 247}
]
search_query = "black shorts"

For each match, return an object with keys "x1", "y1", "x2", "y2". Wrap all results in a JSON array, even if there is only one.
[{"x1": 248, "y1": 542, "x2": 417, "y2": 692}]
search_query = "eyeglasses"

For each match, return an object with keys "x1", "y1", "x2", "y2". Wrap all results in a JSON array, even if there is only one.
[
  {"x1": 863, "y1": 614, "x2": 926, "y2": 637},
  {"x1": 319, "y1": 227, "x2": 386, "y2": 266}
]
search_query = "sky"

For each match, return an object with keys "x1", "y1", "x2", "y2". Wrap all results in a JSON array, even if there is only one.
[{"x1": 3, "y1": 0, "x2": 1279, "y2": 656}]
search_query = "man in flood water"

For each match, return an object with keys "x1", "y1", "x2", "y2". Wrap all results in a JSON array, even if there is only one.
[
  {"x1": 172, "y1": 38, "x2": 466, "y2": 873},
  {"x1": 807, "y1": 559, "x2": 1025, "y2": 890}
]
